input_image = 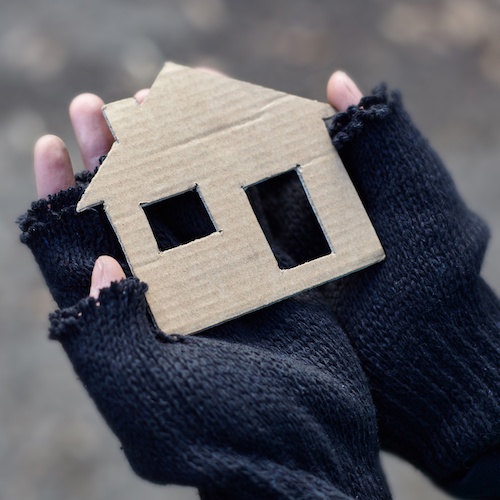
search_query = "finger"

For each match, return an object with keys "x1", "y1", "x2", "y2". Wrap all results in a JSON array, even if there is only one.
[
  {"x1": 69, "y1": 93, "x2": 114, "y2": 172},
  {"x1": 327, "y1": 71, "x2": 363, "y2": 112},
  {"x1": 134, "y1": 88, "x2": 149, "y2": 104},
  {"x1": 90, "y1": 255, "x2": 126, "y2": 299},
  {"x1": 34, "y1": 135, "x2": 75, "y2": 198}
]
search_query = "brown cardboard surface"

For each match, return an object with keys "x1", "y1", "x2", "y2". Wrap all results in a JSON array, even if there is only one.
[{"x1": 77, "y1": 63, "x2": 385, "y2": 335}]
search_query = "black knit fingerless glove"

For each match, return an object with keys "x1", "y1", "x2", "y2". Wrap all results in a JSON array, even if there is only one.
[
  {"x1": 18, "y1": 170, "x2": 391, "y2": 499},
  {"x1": 327, "y1": 87, "x2": 500, "y2": 497},
  {"x1": 257, "y1": 85, "x2": 500, "y2": 498}
]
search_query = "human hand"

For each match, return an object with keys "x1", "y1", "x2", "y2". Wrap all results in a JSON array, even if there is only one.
[
  {"x1": 268, "y1": 73, "x2": 500, "y2": 497},
  {"x1": 18, "y1": 77, "x2": 390, "y2": 499},
  {"x1": 19, "y1": 92, "x2": 132, "y2": 308},
  {"x1": 327, "y1": 78, "x2": 500, "y2": 499}
]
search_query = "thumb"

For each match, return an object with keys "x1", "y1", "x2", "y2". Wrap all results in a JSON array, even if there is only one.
[
  {"x1": 89, "y1": 255, "x2": 126, "y2": 299},
  {"x1": 327, "y1": 71, "x2": 363, "y2": 112}
]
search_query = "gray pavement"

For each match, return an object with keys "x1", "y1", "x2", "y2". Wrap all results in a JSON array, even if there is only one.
[{"x1": 1, "y1": 0, "x2": 500, "y2": 498}]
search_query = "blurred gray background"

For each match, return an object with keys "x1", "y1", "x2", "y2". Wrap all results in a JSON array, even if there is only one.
[{"x1": 2, "y1": 0, "x2": 500, "y2": 498}]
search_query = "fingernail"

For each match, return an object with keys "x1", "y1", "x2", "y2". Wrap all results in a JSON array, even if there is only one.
[
  {"x1": 97, "y1": 256, "x2": 105, "y2": 285},
  {"x1": 342, "y1": 73, "x2": 364, "y2": 106},
  {"x1": 89, "y1": 257, "x2": 105, "y2": 299},
  {"x1": 339, "y1": 72, "x2": 356, "y2": 98}
]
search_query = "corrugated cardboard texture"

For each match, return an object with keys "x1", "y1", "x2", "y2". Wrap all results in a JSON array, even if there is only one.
[{"x1": 77, "y1": 63, "x2": 385, "y2": 335}]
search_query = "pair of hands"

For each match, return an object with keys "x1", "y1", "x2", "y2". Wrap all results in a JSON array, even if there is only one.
[
  {"x1": 29, "y1": 71, "x2": 393, "y2": 499},
  {"x1": 34, "y1": 70, "x2": 362, "y2": 297},
  {"x1": 27, "y1": 66, "x2": 500, "y2": 498}
]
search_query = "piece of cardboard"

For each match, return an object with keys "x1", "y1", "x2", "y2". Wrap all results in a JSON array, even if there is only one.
[{"x1": 77, "y1": 62, "x2": 385, "y2": 335}]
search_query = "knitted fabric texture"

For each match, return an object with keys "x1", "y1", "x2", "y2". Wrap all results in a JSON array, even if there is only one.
[
  {"x1": 263, "y1": 85, "x2": 500, "y2": 497},
  {"x1": 19, "y1": 170, "x2": 128, "y2": 308},
  {"x1": 328, "y1": 87, "x2": 500, "y2": 494},
  {"x1": 19, "y1": 168, "x2": 390, "y2": 498}
]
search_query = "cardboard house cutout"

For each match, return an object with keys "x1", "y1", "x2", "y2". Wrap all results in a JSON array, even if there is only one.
[{"x1": 77, "y1": 63, "x2": 385, "y2": 335}]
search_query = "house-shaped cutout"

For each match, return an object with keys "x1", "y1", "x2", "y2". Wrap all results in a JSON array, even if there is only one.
[{"x1": 77, "y1": 63, "x2": 384, "y2": 335}]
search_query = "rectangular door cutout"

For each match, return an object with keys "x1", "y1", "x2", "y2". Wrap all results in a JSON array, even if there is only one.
[{"x1": 245, "y1": 168, "x2": 332, "y2": 269}]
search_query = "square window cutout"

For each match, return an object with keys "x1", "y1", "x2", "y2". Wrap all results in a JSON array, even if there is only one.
[
  {"x1": 245, "y1": 168, "x2": 332, "y2": 269},
  {"x1": 142, "y1": 187, "x2": 217, "y2": 252}
]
